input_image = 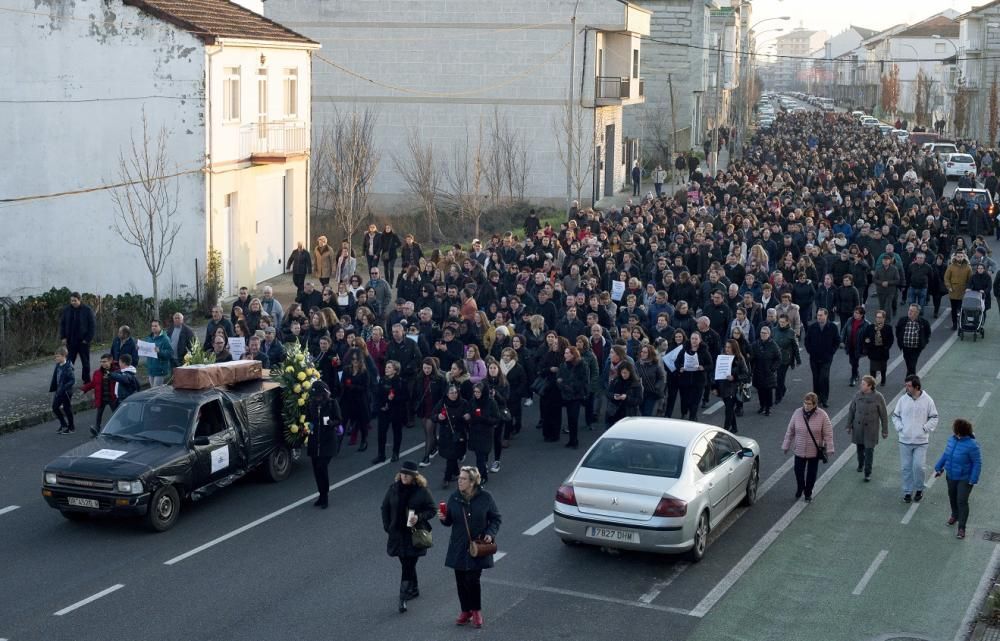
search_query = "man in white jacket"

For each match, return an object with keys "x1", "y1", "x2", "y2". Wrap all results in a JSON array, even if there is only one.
[{"x1": 891, "y1": 374, "x2": 939, "y2": 503}]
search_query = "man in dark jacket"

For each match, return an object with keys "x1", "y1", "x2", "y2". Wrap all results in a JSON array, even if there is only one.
[
  {"x1": 804, "y1": 308, "x2": 840, "y2": 408},
  {"x1": 287, "y1": 241, "x2": 312, "y2": 297},
  {"x1": 169, "y1": 312, "x2": 195, "y2": 367},
  {"x1": 296, "y1": 281, "x2": 323, "y2": 312},
  {"x1": 50, "y1": 346, "x2": 76, "y2": 434},
  {"x1": 704, "y1": 291, "x2": 733, "y2": 338},
  {"x1": 59, "y1": 292, "x2": 96, "y2": 384},
  {"x1": 204, "y1": 305, "x2": 235, "y2": 346},
  {"x1": 895, "y1": 304, "x2": 932, "y2": 378},
  {"x1": 906, "y1": 252, "x2": 933, "y2": 314},
  {"x1": 555, "y1": 306, "x2": 586, "y2": 343}
]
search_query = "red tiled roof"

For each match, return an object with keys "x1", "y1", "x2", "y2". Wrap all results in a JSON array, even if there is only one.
[
  {"x1": 123, "y1": 0, "x2": 317, "y2": 45},
  {"x1": 895, "y1": 15, "x2": 959, "y2": 38}
]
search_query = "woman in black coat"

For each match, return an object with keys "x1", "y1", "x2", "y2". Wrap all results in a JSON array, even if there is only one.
[
  {"x1": 750, "y1": 326, "x2": 781, "y2": 416},
  {"x1": 499, "y1": 348, "x2": 527, "y2": 435},
  {"x1": 374, "y1": 360, "x2": 408, "y2": 465},
  {"x1": 674, "y1": 331, "x2": 712, "y2": 421},
  {"x1": 381, "y1": 462, "x2": 436, "y2": 613},
  {"x1": 306, "y1": 381, "x2": 342, "y2": 509},
  {"x1": 467, "y1": 383, "x2": 499, "y2": 485},
  {"x1": 484, "y1": 359, "x2": 512, "y2": 470},
  {"x1": 662, "y1": 329, "x2": 687, "y2": 418},
  {"x1": 605, "y1": 361, "x2": 643, "y2": 425},
  {"x1": 413, "y1": 358, "x2": 447, "y2": 468},
  {"x1": 434, "y1": 386, "x2": 470, "y2": 490},
  {"x1": 341, "y1": 353, "x2": 371, "y2": 451},
  {"x1": 438, "y1": 466, "x2": 501, "y2": 629},
  {"x1": 537, "y1": 331, "x2": 568, "y2": 442},
  {"x1": 715, "y1": 340, "x2": 749, "y2": 433},
  {"x1": 557, "y1": 346, "x2": 589, "y2": 448}
]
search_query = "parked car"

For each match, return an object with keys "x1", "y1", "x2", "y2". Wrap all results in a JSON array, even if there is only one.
[
  {"x1": 851, "y1": 110, "x2": 867, "y2": 119},
  {"x1": 940, "y1": 152, "x2": 977, "y2": 179},
  {"x1": 953, "y1": 188, "x2": 996, "y2": 229},
  {"x1": 860, "y1": 117, "x2": 880, "y2": 127},
  {"x1": 892, "y1": 129, "x2": 910, "y2": 143},
  {"x1": 552, "y1": 418, "x2": 760, "y2": 561},
  {"x1": 41, "y1": 379, "x2": 294, "y2": 531},
  {"x1": 877, "y1": 124, "x2": 894, "y2": 135},
  {"x1": 922, "y1": 142, "x2": 959, "y2": 157},
  {"x1": 908, "y1": 132, "x2": 941, "y2": 147}
]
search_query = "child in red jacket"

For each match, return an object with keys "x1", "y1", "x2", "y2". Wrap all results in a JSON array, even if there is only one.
[{"x1": 81, "y1": 354, "x2": 118, "y2": 437}]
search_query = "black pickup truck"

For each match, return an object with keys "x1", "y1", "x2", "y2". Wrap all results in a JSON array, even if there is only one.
[{"x1": 41, "y1": 379, "x2": 293, "y2": 531}]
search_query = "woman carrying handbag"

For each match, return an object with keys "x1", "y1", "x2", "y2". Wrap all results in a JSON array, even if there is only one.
[
  {"x1": 438, "y1": 465, "x2": 502, "y2": 629},
  {"x1": 782, "y1": 392, "x2": 835, "y2": 502},
  {"x1": 381, "y1": 461, "x2": 436, "y2": 613}
]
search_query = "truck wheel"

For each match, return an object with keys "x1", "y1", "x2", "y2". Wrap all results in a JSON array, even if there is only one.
[
  {"x1": 266, "y1": 444, "x2": 292, "y2": 482},
  {"x1": 60, "y1": 510, "x2": 89, "y2": 522},
  {"x1": 145, "y1": 485, "x2": 181, "y2": 532}
]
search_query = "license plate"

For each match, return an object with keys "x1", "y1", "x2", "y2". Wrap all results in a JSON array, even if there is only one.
[
  {"x1": 586, "y1": 526, "x2": 639, "y2": 544},
  {"x1": 67, "y1": 497, "x2": 99, "y2": 509}
]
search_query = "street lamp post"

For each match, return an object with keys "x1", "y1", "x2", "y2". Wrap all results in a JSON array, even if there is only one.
[
  {"x1": 566, "y1": 0, "x2": 580, "y2": 213},
  {"x1": 932, "y1": 35, "x2": 960, "y2": 136}
]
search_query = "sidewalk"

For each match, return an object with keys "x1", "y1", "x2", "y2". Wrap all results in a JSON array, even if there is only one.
[
  {"x1": 594, "y1": 147, "x2": 731, "y2": 211},
  {"x1": 0, "y1": 273, "x2": 303, "y2": 434}
]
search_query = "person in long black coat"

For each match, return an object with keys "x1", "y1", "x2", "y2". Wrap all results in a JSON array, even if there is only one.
[
  {"x1": 715, "y1": 340, "x2": 749, "y2": 433},
  {"x1": 438, "y1": 467, "x2": 501, "y2": 628},
  {"x1": 536, "y1": 332, "x2": 568, "y2": 442},
  {"x1": 434, "y1": 386, "x2": 470, "y2": 490},
  {"x1": 381, "y1": 461, "x2": 436, "y2": 613},
  {"x1": 605, "y1": 362, "x2": 643, "y2": 425},
  {"x1": 307, "y1": 381, "x2": 342, "y2": 509},
  {"x1": 750, "y1": 326, "x2": 781, "y2": 416},
  {"x1": 674, "y1": 332, "x2": 712, "y2": 421},
  {"x1": 467, "y1": 384, "x2": 499, "y2": 485}
]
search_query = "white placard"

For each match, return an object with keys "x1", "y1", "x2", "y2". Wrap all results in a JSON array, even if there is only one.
[
  {"x1": 211, "y1": 445, "x2": 230, "y2": 474},
  {"x1": 89, "y1": 449, "x2": 127, "y2": 460},
  {"x1": 228, "y1": 337, "x2": 246, "y2": 359},
  {"x1": 683, "y1": 352, "x2": 700, "y2": 371},
  {"x1": 714, "y1": 354, "x2": 734, "y2": 380},
  {"x1": 137, "y1": 340, "x2": 157, "y2": 358},
  {"x1": 662, "y1": 345, "x2": 682, "y2": 373},
  {"x1": 611, "y1": 280, "x2": 626, "y2": 302}
]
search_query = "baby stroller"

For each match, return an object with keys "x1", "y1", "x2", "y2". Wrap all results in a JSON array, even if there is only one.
[{"x1": 959, "y1": 289, "x2": 986, "y2": 341}]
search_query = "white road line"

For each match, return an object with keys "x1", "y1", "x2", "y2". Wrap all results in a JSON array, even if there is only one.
[
  {"x1": 901, "y1": 476, "x2": 937, "y2": 525},
  {"x1": 954, "y1": 545, "x2": 1000, "y2": 641},
  {"x1": 978, "y1": 391, "x2": 991, "y2": 408},
  {"x1": 690, "y1": 321, "x2": 956, "y2": 619},
  {"x1": 704, "y1": 401, "x2": 724, "y2": 415},
  {"x1": 523, "y1": 514, "x2": 554, "y2": 536},
  {"x1": 851, "y1": 550, "x2": 889, "y2": 595},
  {"x1": 494, "y1": 551, "x2": 507, "y2": 561},
  {"x1": 0, "y1": 506, "x2": 20, "y2": 517},
  {"x1": 53, "y1": 584, "x2": 124, "y2": 616},
  {"x1": 995, "y1": 369, "x2": 1000, "y2": 380},
  {"x1": 638, "y1": 562, "x2": 689, "y2": 604},
  {"x1": 481, "y1": 577, "x2": 693, "y2": 616},
  {"x1": 164, "y1": 443, "x2": 425, "y2": 566}
]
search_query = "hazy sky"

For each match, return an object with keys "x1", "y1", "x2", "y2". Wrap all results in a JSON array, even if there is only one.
[{"x1": 749, "y1": 0, "x2": 976, "y2": 38}]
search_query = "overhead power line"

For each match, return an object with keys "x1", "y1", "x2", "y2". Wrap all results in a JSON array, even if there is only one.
[{"x1": 0, "y1": 166, "x2": 204, "y2": 206}]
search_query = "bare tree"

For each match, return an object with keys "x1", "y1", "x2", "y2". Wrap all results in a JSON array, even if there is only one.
[
  {"x1": 553, "y1": 100, "x2": 595, "y2": 205},
  {"x1": 312, "y1": 107, "x2": 380, "y2": 243},
  {"x1": 443, "y1": 120, "x2": 488, "y2": 239},
  {"x1": 393, "y1": 128, "x2": 442, "y2": 242},
  {"x1": 955, "y1": 82, "x2": 972, "y2": 138},
  {"x1": 880, "y1": 65, "x2": 900, "y2": 117},
  {"x1": 483, "y1": 107, "x2": 531, "y2": 207},
  {"x1": 914, "y1": 68, "x2": 935, "y2": 128},
  {"x1": 989, "y1": 69, "x2": 999, "y2": 147},
  {"x1": 110, "y1": 111, "x2": 181, "y2": 318}
]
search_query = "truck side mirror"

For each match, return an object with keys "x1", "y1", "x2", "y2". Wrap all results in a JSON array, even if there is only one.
[{"x1": 192, "y1": 436, "x2": 210, "y2": 447}]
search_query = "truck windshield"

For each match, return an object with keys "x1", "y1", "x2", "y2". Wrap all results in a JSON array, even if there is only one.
[{"x1": 103, "y1": 401, "x2": 193, "y2": 445}]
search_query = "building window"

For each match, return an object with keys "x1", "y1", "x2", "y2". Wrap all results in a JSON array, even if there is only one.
[
  {"x1": 223, "y1": 67, "x2": 241, "y2": 122},
  {"x1": 935, "y1": 42, "x2": 946, "y2": 53},
  {"x1": 283, "y1": 68, "x2": 298, "y2": 118},
  {"x1": 632, "y1": 49, "x2": 639, "y2": 79},
  {"x1": 257, "y1": 68, "x2": 268, "y2": 122}
]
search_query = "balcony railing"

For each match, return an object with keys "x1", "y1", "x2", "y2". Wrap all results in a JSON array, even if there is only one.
[
  {"x1": 595, "y1": 76, "x2": 644, "y2": 103},
  {"x1": 239, "y1": 121, "x2": 308, "y2": 159}
]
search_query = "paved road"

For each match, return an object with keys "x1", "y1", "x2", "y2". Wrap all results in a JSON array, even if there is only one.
[{"x1": 1, "y1": 292, "x2": 986, "y2": 641}]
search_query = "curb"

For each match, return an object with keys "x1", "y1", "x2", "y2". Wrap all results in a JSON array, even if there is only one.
[{"x1": 0, "y1": 382, "x2": 153, "y2": 437}]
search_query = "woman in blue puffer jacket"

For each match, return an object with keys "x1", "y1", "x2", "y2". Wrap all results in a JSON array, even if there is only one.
[{"x1": 934, "y1": 418, "x2": 982, "y2": 540}]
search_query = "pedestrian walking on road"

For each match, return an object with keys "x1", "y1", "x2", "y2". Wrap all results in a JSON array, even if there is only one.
[
  {"x1": 861, "y1": 310, "x2": 894, "y2": 387},
  {"x1": 307, "y1": 381, "x2": 342, "y2": 509},
  {"x1": 557, "y1": 346, "x2": 589, "y2": 448},
  {"x1": 467, "y1": 383, "x2": 499, "y2": 485},
  {"x1": 674, "y1": 331, "x2": 712, "y2": 421},
  {"x1": 892, "y1": 375, "x2": 939, "y2": 503},
  {"x1": 652, "y1": 164, "x2": 667, "y2": 198},
  {"x1": 373, "y1": 360, "x2": 408, "y2": 465},
  {"x1": 751, "y1": 326, "x2": 780, "y2": 416},
  {"x1": 846, "y1": 375, "x2": 889, "y2": 481},
  {"x1": 50, "y1": 346, "x2": 75, "y2": 434},
  {"x1": 439, "y1": 465, "x2": 501, "y2": 629},
  {"x1": 381, "y1": 461, "x2": 436, "y2": 612},
  {"x1": 80, "y1": 353, "x2": 118, "y2": 437},
  {"x1": 944, "y1": 251, "x2": 972, "y2": 331},
  {"x1": 715, "y1": 339, "x2": 749, "y2": 433},
  {"x1": 144, "y1": 320, "x2": 173, "y2": 387},
  {"x1": 934, "y1": 418, "x2": 982, "y2": 540},
  {"x1": 435, "y1": 385, "x2": 470, "y2": 490},
  {"x1": 841, "y1": 306, "x2": 870, "y2": 387},
  {"x1": 895, "y1": 304, "x2": 932, "y2": 378},
  {"x1": 414, "y1": 358, "x2": 447, "y2": 467},
  {"x1": 782, "y1": 392, "x2": 834, "y2": 502},
  {"x1": 631, "y1": 161, "x2": 641, "y2": 197},
  {"x1": 287, "y1": 241, "x2": 312, "y2": 297},
  {"x1": 804, "y1": 308, "x2": 839, "y2": 408},
  {"x1": 59, "y1": 292, "x2": 96, "y2": 384}
]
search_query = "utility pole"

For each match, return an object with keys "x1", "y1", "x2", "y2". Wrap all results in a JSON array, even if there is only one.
[
  {"x1": 710, "y1": 28, "x2": 726, "y2": 174},
  {"x1": 668, "y1": 73, "x2": 677, "y2": 183},
  {"x1": 566, "y1": 0, "x2": 580, "y2": 213}
]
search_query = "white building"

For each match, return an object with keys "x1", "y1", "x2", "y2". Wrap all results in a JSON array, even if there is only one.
[
  {"x1": 956, "y1": 1, "x2": 1000, "y2": 142},
  {"x1": 0, "y1": 0, "x2": 318, "y2": 299},
  {"x1": 266, "y1": 0, "x2": 650, "y2": 208},
  {"x1": 772, "y1": 28, "x2": 829, "y2": 91},
  {"x1": 630, "y1": 0, "x2": 716, "y2": 154},
  {"x1": 826, "y1": 26, "x2": 879, "y2": 106}
]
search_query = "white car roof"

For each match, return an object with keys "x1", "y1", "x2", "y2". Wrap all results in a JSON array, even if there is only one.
[{"x1": 602, "y1": 417, "x2": 713, "y2": 448}]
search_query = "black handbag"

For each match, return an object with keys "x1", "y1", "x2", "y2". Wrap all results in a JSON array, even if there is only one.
[
  {"x1": 530, "y1": 377, "x2": 549, "y2": 396},
  {"x1": 411, "y1": 525, "x2": 433, "y2": 549},
  {"x1": 804, "y1": 415, "x2": 828, "y2": 464}
]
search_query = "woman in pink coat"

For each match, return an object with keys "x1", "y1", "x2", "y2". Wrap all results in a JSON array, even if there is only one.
[{"x1": 782, "y1": 392, "x2": 835, "y2": 502}]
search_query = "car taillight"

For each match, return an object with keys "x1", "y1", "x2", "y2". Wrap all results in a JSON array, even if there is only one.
[
  {"x1": 654, "y1": 497, "x2": 688, "y2": 517},
  {"x1": 556, "y1": 484, "x2": 577, "y2": 506}
]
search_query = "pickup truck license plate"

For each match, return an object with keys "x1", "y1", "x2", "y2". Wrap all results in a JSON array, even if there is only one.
[
  {"x1": 586, "y1": 526, "x2": 639, "y2": 544},
  {"x1": 67, "y1": 497, "x2": 100, "y2": 509}
]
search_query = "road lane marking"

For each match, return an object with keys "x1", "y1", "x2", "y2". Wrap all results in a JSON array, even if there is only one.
[
  {"x1": 978, "y1": 392, "x2": 991, "y2": 407},
  {"x1": 901, "y1": 476, "x2": 937, "y2": 525},
  {"x1": 481, "y1": 577, "x2": 693, "y2": 616},
  {"x1": 690, "y1": 322, "x2": 956, "y2": 619},
  {"x1": 954, "y1": 545, "x2": 1000, "y2": 641},
  {"x1": 704, "y1": 401, "x2": 723, "y2": 415},
  {"x1": 494, "y1": 552, "x2": 507, "y2": 561},
  {"x1": 851, "y1": 550, "x2": 889, "y2": 595},
  {"x1": 638, "y1": 562, "x2": 689, "y2": 604},
  {"x1": 0, "y1": 506, "x2": 20, "y2": 517},
  {"x1": 164, "y1": 443, "x2": 425, "y2": 566},
  {"x1": 523, "y1": 514, "x2": 554, "y2": 536},
  {"x1": 53, "y1": 584, "x2": 124, "y2": 616}
]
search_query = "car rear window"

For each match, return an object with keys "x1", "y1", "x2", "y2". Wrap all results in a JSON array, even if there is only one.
[
  {"x1": 951, "y1": 154, "x2": 973, "y2": 163},
  {"x1": 582, "y1": 438, "x2": 685, "y2": 478}
]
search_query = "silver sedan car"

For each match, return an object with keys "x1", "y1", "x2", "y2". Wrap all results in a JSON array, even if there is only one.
[{"x1": 553, "y1": 418, "x2": 760, "y2": 561}]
